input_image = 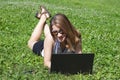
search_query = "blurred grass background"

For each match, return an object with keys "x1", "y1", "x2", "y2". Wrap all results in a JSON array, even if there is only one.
[{"x1": 0, "y1": 0, "x2": 120, "y2": 79}]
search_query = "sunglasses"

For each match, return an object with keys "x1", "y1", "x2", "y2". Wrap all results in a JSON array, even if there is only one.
[{"x1": 52, "y1": 29, "x2": 65, "y2": 36}]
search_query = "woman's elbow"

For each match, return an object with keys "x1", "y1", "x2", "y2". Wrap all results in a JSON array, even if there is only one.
[{"x1": 44, "y1": 61, "x2": 51, "y2": 69}]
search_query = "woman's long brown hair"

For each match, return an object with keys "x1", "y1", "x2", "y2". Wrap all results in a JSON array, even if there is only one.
[{"x1": 50, "y1": 13, "x2": 82, "y2": 51}]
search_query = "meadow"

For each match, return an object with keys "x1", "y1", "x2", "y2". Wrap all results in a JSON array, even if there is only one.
[{"x1": 0, "y1": 0, "x2": 120, "y2": 79}]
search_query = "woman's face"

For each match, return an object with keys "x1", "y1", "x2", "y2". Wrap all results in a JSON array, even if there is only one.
[{"x1": 52, "y1": 25, "x2": 66, "y2": 42}]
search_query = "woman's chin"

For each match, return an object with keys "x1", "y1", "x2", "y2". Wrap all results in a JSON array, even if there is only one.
[{"x1": 57, "y1": 38, "x2": 65, "y2": 42}]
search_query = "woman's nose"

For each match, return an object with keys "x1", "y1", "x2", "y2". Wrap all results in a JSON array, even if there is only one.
[{"x1": 57, "y1": 33, "x2": 62, "y2": 37}]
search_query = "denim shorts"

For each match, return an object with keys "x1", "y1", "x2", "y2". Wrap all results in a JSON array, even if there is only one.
[{"x1": 32, "y1": 40, "x2": 44, "y2": 56}]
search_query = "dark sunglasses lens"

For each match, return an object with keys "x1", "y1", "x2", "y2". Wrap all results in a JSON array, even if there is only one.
[{"x1": 59, "y1": 30, "x2": 64, "y2": 34}]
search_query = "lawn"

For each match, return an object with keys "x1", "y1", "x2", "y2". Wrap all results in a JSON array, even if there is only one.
[{"x1": 0, "y1": 0, "x2": 120, "y2": 80}]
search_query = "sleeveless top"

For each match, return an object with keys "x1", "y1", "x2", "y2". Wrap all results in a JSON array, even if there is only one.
[{"x1": 53, "y1": 40, "x2": 68, "y2": 54}]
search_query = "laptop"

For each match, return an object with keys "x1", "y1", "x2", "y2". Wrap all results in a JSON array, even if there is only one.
[{"x1": 50, "y1": 53, "x2": 95, "y2": 74}]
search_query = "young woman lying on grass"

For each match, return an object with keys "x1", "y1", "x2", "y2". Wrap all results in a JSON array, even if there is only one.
[{"x1": 28, "y1": 6, "x2": 82, "y2": 69}]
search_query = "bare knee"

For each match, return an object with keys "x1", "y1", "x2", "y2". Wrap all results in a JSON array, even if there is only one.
[
  {"x1": 28, "y1": 40, "x2": 37, "y2": 50},
  {"x1": 28, "y1": 40, "x2": 32, "y2": 50}
]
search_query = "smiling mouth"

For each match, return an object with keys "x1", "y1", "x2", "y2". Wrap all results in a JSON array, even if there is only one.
[
  {"x1": 57, "y1": 36, "x2": 65, "y2": 41},
  {"x1": 58, "y1": 37, "x2": 63, "y2": 41},
  {"x1": 58, "y1": 36, "x2": 63, "y2": 39}
]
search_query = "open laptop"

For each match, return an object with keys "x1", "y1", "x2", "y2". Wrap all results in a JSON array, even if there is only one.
[{"x1": 50, "y1": 53, "x2": 95, "y2": 74}]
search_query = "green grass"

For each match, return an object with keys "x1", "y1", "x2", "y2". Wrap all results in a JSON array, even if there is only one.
[{"x1": 0, "y1": 0, "x2": 120, "y2": 79}]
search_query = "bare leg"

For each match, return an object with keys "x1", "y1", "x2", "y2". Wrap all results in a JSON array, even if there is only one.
[
  {"x1": 28, "y1": 15, "x2": 47, "y2": 50},
  {"x1": 28, "y1": 15, "x2": 54, "y2": 68},
  {"x1": 43, "y1": 24, "x2": 54, "y2": 68},
  {"x1": 44, "y1": 24, "x2": 51, "y2": 37},
  {"x1": 28, "y1": 6, "x2": 54, "y2": 68}
]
